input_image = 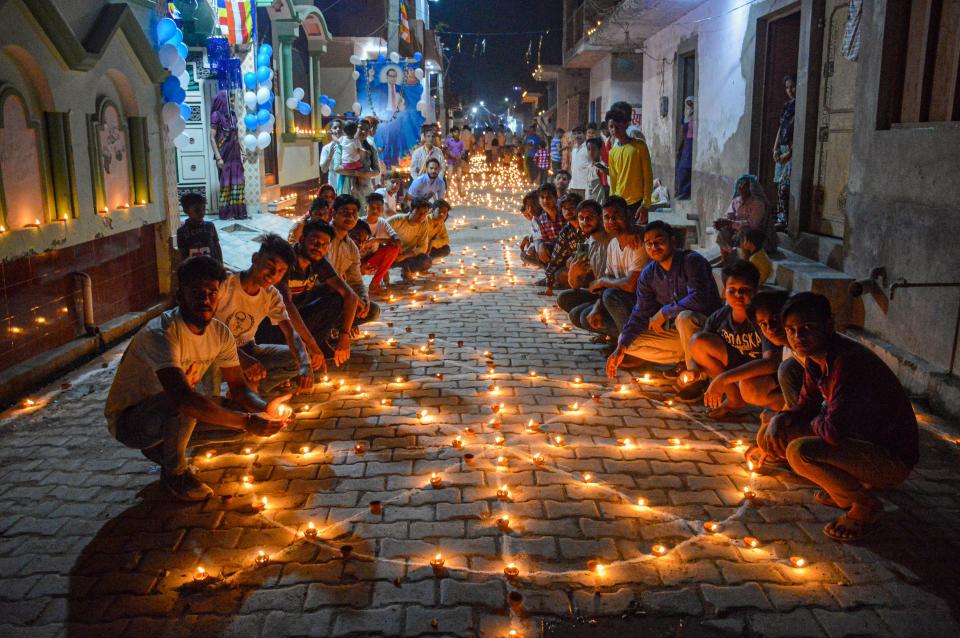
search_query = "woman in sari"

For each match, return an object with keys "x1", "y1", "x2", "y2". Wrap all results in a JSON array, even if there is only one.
[
  {"x1": 209, "y1": 91, "x2": 247, "y2": 220},
  {"x1": 714, "y1": 174, "x2": 777, "y2": 261}
]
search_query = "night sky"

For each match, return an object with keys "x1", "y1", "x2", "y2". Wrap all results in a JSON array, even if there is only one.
[{"x1": 430, "y1": 0, "x2": 563, "y2": 112}]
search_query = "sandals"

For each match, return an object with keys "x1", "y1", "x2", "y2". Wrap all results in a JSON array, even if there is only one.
[{"x1": 823, "y1": 514, "x2": 881, "y2": 543}]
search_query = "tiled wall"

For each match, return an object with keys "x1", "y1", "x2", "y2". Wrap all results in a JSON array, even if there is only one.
[{"x1": 0, "y1": 225, "x2": 162, "y2": 372}]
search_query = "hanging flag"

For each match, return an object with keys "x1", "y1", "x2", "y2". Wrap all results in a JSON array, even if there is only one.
[
  {"x1": 399, "y1": 2, "x2": 411, "y2": 44},
  {"x1": 217, "y1": 0, "x2": 254, "y2": 46},
  {"x1": 167, "y1": 2, "x2": 181, "y2": 19}
]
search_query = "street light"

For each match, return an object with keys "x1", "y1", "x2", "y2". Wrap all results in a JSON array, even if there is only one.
[
  {"x1": 471, "y1": 107, "x2": 478, "y2": 114},
  {"x1": 480, "y1": 100, "x2": 485, "y2": 107},
  {"x1": 504, "y1": 97, "x2": 509, "y2": 102}
]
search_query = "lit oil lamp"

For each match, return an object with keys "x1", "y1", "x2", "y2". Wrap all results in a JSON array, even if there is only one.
[
  {"x1": 496, "y1": 514, "x2": 511, "y2": 531},
  {"x1": 300, "y1": 446, "x2": 311, "y2": 456},
  {"x1": 494, "y1": 435, "x2": 504, "y2": 446},
  {"x1": 354, "y1": 442, "x2": 367, "y2": 455},
  {"x1": 243, "y1": 447, "x2": 254, "y2": 455},
  {"x1": 380, "y1": 398, "x2": 392, "y2": 407},
  {"x1": 417, "y1": 408, "x2": 431, "y2": 422},
  {"x1": 451, "y1": 435, "x2": 463, "y2": 449},
  {"x1": 668, "y1": 438, "x2": 682, "y2": 447},
  {"x1": 532, "y1": 453, "x2": 545, "y2": 466},
  {"x1": 524, "y1": 419, "x2": 540, "y2": 433},
  {"x1": 591, "y1": 394, "x2": 601, "y2": 403},
  {"x1": 651, "y1": 544, "x2": 668, "y2": 556},
  {"x1": 496, "y1": 485, "x2": 511, "y2": 500},
  {"x1": 194, "y1": 565, "x2": 209, "y2": 582},
  {"x1": 496, "y1": 455, "x2": 508, "y2": 467},
  {"x1": 617, "y1": 438, "x2": 635, "y2": 449},
  {"x1": 704, "y1": 521, "x2": 720, "y2": 533},
  {"x1": 255, "y1": 550, "x2": 269, "y2": 567},
  {"x1": 636, "y1": 497, "x2": 648, "y2": 508},
  {"x1": 430, "y1": 552, "x2": 445, "y2": 574},
  {"x1": 789, "y1": 556, "x2": 807, "y2": 568},
  {"x1": 241, "y1": 475, "x2": 253, "y2": 488},
  {"x1": 742, "y1": 486, "x2": 757, "y2": 501},
  {"x1": 205, "y1": 450, "x2": 216, "y2": 461},
  {"x1": 435, "y1": 372, "x2": 444, "y2": 381},
  {"x1": 491, "y1": 403, "x2": 504, "y2": 414},
  {"x1": 552, "y1": 435, "x2": 565, "y2": 447},
  {"x1": 528, "y1": 370, "x2": 537, "y2": 378},
  {"x1": 304, "y1": 521, "x2": 318, "y2": 539},
  {"x1": 582, "y1": 473, "x2": 593, "y2": 483},
  {"x1": 573, "y1": 376, "x2": 583, "y2": 384},
  {"x1": 254, "y1": 496, "x2": 268, "y2": 511},
  {"x1": 394, "y1": 376, "x2": 405, "y2": 383},
  {"x1": 743, "y1": 536, "x2": 761, "y2": 549},
  {"x1": 430, "y1": 472, "x2": 442, "y2": 488},
  {"x1": 565, "y1": 402, "x2": 579, "y2": 413},
  {"x1": 503, "y1": 562, "x2": 520, "y2": 578}
]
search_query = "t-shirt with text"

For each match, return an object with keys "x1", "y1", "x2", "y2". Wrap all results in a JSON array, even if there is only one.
[
  {"x1": 214, "y1": 274, "x2": 288, "y2": 346},
  {"x1": 282, "y1": 257, "x2": 337, "y2": 302},
  {"x1": 703, "y1": 305, "x2": 764, "y2": 361}
]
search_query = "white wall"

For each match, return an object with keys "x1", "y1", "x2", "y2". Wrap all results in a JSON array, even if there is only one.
[
  {"x1": 641, "y1": 0, "x2": 792, "y2": 224},
  {"x1": 590, "y1": 53, "x2": 644, "y2": 119}
]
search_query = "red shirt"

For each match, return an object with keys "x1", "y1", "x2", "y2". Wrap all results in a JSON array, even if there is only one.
[{"x1": 792, "y1": 335, "x2": 919, "y2": 467}]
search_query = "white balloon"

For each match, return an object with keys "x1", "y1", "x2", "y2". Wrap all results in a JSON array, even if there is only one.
[
  {"x1": 257, "y1": 131, "x2": 271, "y2": 149},
  {"x1": 320, "y1": 104, "x2": 332, "y2": 117},
  {"x1": 161, "y1": 101, "x2": 181, "y2": 122},
  {"x1": 173, "y1": 132, "x2": 191, "y2": 149},
  {"x1": 167, "y1": 116, "x2": 186, "y2": 137},
  {"x1": 169, "y1": 57, "x2": 186, "y2": 77},
  {"x1": 244, "y1": 91, "x2": 258, "y2": 110},
  {"x1": 286, "y1": 97, "x2": 300, "y2": 110},
  {"x1": 158, "y1": 44, "x2": 178, "y2": 69},
  {"x1": 389, "y1": 52, "x2": 400, "y2": 64},
  {"x1": 292, "y1": 87, "x2": 305, "y2": 100},
  {"x1": 243, "y1": 133, "x2": 258, "y2": 151},
  {"x1": 352, "y1": 102, "x2": 362, "y2": 114},
  {"x1": 414, "y1": 68, "x2": 424, "y2": 80},
  {"x1": 351, "y1": 70, "x2": 360, "y2": 80},
  {"x1": 177, "y1": 71, "x2": 190, "y2": 89},
  {"x1": 257, "y1": 87, "x2": 270, "y2": 104},
  {"x1": 349, "y1": 55, "x2": 361, "y2": 65},
  {"x1": 267, "y1": 113, "x2": 276, "y2": 127},
  {"x1": 258, "y1": 122, "x2": 272, "y2": 134}
]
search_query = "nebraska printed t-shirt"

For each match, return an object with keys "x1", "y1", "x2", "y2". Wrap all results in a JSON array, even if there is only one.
[
  {"x1": 104, "y1": 308, "x2": 239, "y2": 435},
  {"x1": 214, "y1": 274, "x2": 288, "y2": 346},
  {"x1": 703, "y1": 306, "x2": 763, "y2": 361}
]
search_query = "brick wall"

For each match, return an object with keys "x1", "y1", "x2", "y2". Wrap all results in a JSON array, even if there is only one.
[{"x1": 0, "y1": 224, "x2": 162, "y2": 372}]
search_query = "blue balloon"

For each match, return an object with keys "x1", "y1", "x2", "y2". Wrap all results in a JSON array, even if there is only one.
[
  {"x1": 169, "y1": 85, "x2": 186, "y2": 104},
  {"x1": 161, "y1": 76, "x2": 181, "y2": 101},
  {"x1": 243, "y1": 72, "x2": 257, "y2": 90},
  {"x1": 156, "y1": 18, "x2": 176, "y2": 43},
  {"x1": 243, "y1": 113, "x2": 258, "y2": 130},
  {"x1": 260, "y1": 43, "x2": 273, "y2": 58},
  {"x1": 256, "y1": 66, "x2": 270, "y2": 84},
  {"x1": 257, "y1": 109, "x2": 271, "y2": 125},
  {"x1": 258, "y1": 50, "x2": 271, "y2": 64},
  {"x1": 165, "y1": 29, "x2": 183, "y2": 47},
  {"x1": 178, "y1": 102, "x2": 192, "y2": 121},
  {"x1": 266, "y1": 93, "x2": 275, "y2": 106},
  {"x1": 176, "y1": 42, "x2": 188, "y2": 59},
  {"x1": 297, "y1": 102, "x2": 311, "y2": 115},
  {"x1": 413, "y1": 52, "x2": 423, "y2": 62}
]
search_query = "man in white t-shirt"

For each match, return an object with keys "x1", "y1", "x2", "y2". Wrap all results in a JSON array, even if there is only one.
[
  {"x1": 581, "y1": 197, "x2": 649, "y2": 341},
  {"x1": 105, "y1": 257, "x2": 290, "y2": 502},
  {"x1": 568, "y1": 127, "x2": 590, "y2": 198},
  {"x1": 319, "y1": 119, "x2": 343, "y2": 186},
  {"x1": 212, "y1": 234, "x2": 317, "y2": 396},
  {"x1": 374, "y1": 173, "x2": 402, "y2": 216}
]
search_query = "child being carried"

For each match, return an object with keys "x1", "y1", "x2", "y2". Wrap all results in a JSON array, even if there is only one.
[{"x1": 339, "y1": 121, "x2": 369, "y2": 171}]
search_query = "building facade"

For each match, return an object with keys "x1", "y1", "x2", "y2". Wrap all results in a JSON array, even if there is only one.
[{"x1": 0, "y1": 0, "x2": 175, "y2": 393}]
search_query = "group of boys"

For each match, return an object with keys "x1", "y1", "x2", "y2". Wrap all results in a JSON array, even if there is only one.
[
  {"x1": 522, "y1": 166, "x2": 919, "y2": 543},
  {"x1": 114, "y1": 184, "x2": 452, "y2": 501}
]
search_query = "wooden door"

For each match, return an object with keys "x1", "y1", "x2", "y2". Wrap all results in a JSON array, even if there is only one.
[
  {"x1": 810, "y1": 0, "x2": 859, "y2": 237},
  {"x1": 757, "y1": 12, "x2": 800, "y2": 205}
]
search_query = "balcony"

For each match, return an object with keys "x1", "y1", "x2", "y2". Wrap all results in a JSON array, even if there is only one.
[{"x1": 563, "y1": 0, "x2": 711, "y2": 68}]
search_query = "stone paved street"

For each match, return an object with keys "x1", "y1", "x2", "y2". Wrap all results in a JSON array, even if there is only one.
[{"x1": 2, "y1": 177, "x2": 960, "y2": 637}]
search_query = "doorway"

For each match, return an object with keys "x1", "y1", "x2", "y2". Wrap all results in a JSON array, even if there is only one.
[
  {"x1": 755, "y1": 10, "x2": 801, "y2": 209},
  {"x1": 675, "y1": 50, "x2": 696, "y2": 200},
  {"x1": 809, "y1": 0, "x2": 859, "y2": 238}
]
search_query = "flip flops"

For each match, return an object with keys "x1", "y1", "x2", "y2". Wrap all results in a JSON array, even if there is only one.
[{"x1": 823, "y1": 515, "x2": 881, "y2": 542}]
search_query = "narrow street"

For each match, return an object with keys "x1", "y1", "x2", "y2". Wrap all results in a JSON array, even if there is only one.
[{"x1": 0, "y1": 165, "x2": 958, "y2": 637}]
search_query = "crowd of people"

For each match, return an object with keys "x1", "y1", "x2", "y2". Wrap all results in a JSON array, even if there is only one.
[
  {"x1": 520, "y1": 107, "x2": 920, "y2": 542},
  {"x1": 112, "y1": 108, "x2": 918, "y2": 544}
]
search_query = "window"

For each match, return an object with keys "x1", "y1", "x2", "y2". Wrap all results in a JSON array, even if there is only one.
[
  {"x1": 885, "y1": 0, "x2": 960, "y2": 124},
  {"x1": 0, "y1": 89, "x2": 46, "y2": 229}
]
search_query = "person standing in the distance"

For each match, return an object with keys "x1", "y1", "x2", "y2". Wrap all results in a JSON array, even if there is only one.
[
  {"x1": 319, "y1": 119, "x2": 344, "y2": 188},
  {"x1": 773, "y1": 75, "x2": 796, "y2": 230},
  {"x1": 209, "y1": 90, "x2": 247, "y2": 220},
  {"x1": 606, "y1": 109, "x2": 653, "y2": 225},
  {"x1": 675, "y1": 97, "x2": 695, "y2": 201},
  {"x1": 460, "y1": 125, "x2": 474, "y2": 168},
  {"x1": 444, "y1": 127, "x2": 466, "y2": 197},
  {"x1": 568, "y1": 128, "x2": 590, "y2": 199},
  {"x1": 523, "y1": 126, "x2": 542, "y2": 185},
  {"x1": 177, "y1": 193, "x2": 223, "y2": 264},
  {"x1": 550, "y1": 128, "x2": 564, "y2": 176}
]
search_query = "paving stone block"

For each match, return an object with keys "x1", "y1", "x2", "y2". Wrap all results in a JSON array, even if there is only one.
[
  {"x1": 701, "y1": 582, "x2": 772, "y2": 612},
  {"x1": 331, "y1": 604, "x2": 403, "y2": 636},
  {"x1": 440, "y1": 579, "x2": 505, "y2": 608},
  {"x1": 639, "y1": 587, "x2": 704, "y2": 615},
  {"x1": 404, "y1": 605, "x2": 474, "y2": 636},
  {"x1": 572, "y1": 586, "x2": 635, "y2": 615}
]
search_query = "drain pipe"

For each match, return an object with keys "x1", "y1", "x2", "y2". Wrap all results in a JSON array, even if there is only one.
[{"x1": 71, "y1": 272, "x2": 99, "y2": 336}]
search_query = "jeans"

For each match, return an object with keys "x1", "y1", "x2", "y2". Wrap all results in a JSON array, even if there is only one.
[
  {"x1": 393, "y1": 253, "x2": 433, "y2": 275},
  {"x1": 356, "y1": 300, "x2": 381, "y2": 326},
  {"x1": 601, "y1": 289, "x2": 635, "y2": 337},
  {"x1": 759, "y1": 412, "x2": 911, "y2": 508},
  {"x1": 429, "y1": 244, "x2": 451, "y2": 259},
  {"x1": 573, "y1": 288, "x2": 635, "y2": 340},
  {"x1": 115, "y1": 393, "x2": 245, "y2": 474},
  {"x1": 778, "y1": 357, "x2": 805, "y2": 408},
  {"x1": 622, "y1": 309, "x2": 705, "y2": 367},
  {"x1": 258, "y1": 287, "x2": 344, "y2": 347}
]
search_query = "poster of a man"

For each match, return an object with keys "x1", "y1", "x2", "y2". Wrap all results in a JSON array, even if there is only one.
[{"x1": 356, "y1": 59, "x2": 424, "y2": 167}]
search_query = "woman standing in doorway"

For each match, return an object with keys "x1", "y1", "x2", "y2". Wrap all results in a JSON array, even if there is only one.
[
  {"x1": 773, "y1": 74, "x2": 796, "y2": 230},
  {"x1": 675, "y1": 97, "x2": 695, "y2": 200},
  {"x1": 209, "y1": 91, "x2": 248, "y2": 220}
]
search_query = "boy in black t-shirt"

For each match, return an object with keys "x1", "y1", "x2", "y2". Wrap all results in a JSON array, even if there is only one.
[
  {"x1": 176, "y1": 193, "x2": 223, "y2": 264},
  {"x1": 677, "y1": 260, "x2": 764, "y2": 418}
]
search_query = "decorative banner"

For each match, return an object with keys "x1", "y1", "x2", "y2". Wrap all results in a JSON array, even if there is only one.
[
  {"x1": 217, "y1": 0, "x2": 254, "y2": 45},
  {"x1": 355, "y1": 57, "x2": 424, "y2": 167},
  {"x1": 399, "y1": 1, "x2": 411, "y2": 44}
]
